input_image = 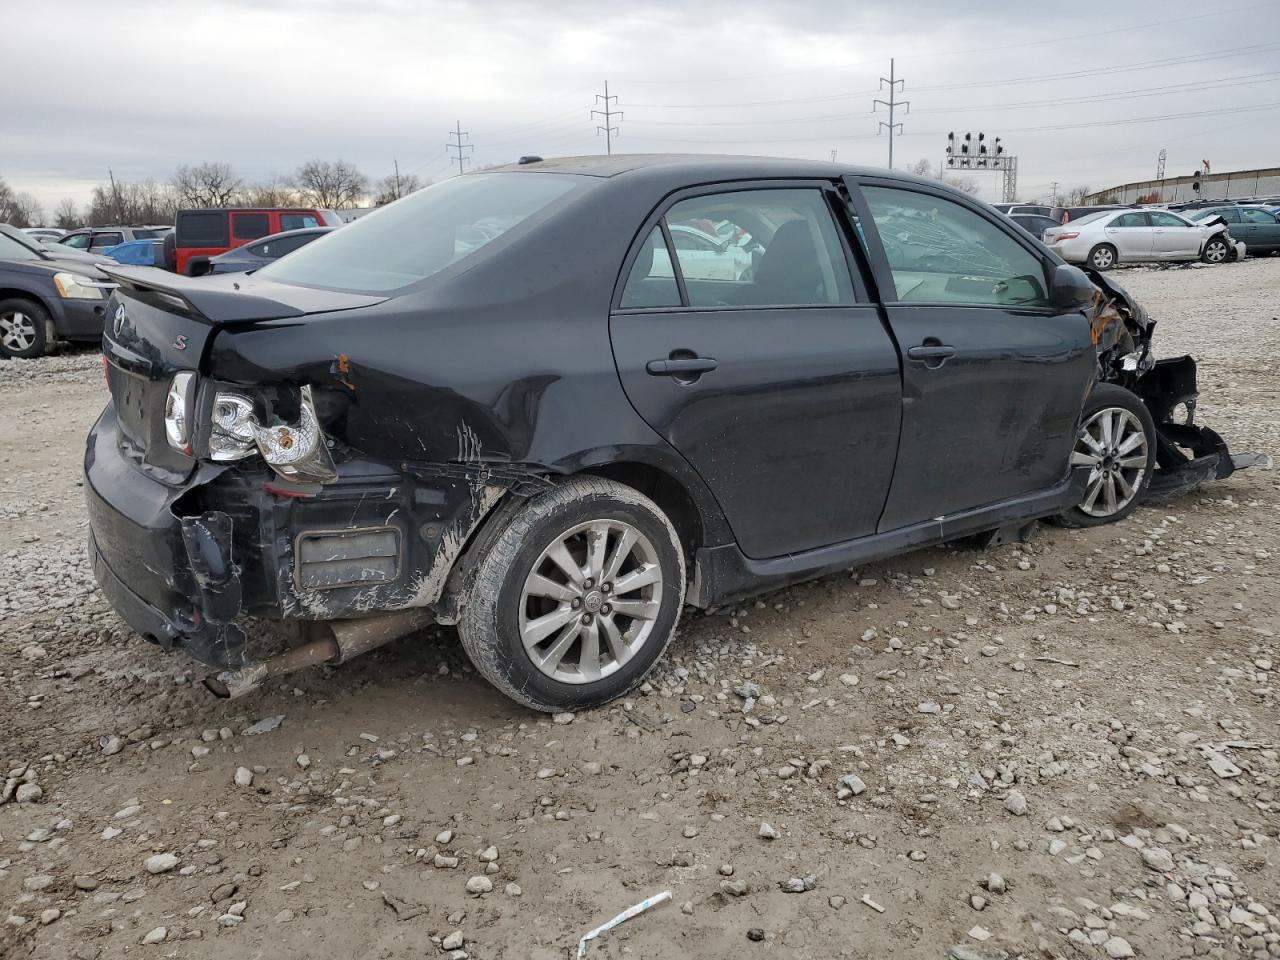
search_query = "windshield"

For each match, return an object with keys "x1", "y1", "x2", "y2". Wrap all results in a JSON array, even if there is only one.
[
  {"x1": 258, "y1": 172, "x2": 587, "y2": 293},
  {"x1": 0, "y1": 231, "x2": 43, "y2": 261}
]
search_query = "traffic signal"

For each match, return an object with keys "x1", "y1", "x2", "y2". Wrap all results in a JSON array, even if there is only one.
[{"x1": 1192, "y1": 170, "x2": 1201, "y2": 193}]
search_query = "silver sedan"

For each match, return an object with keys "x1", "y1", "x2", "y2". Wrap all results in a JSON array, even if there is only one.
[{"x1": 1042, "y1": 209, "x2": 1244, "y2": 270}]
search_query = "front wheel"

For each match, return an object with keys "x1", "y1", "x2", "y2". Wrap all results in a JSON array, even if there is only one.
[
  {"x1": 1056, "y1": 384, "x2": 1156, "y2": 528},
  {"x1": 1201, "y1": 236, "x2": 1229, "y2": 264},
  {"x1": 1087, "y1": 244, "x2": 1117, "y2": 271},
  {"x1": 0, "y1": 298, "x2": 54, "y2": 359},
  {"x1": 458, "y1": 477, "x2": 686, "y2": 712}
]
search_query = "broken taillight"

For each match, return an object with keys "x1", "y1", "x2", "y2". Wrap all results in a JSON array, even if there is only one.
[
  {"x1": 1053, "y1": 232, "x2": 1079, "y2": 241},
  {"x1": 207, "y1": 385, "x2": 337, "y2": 484}
]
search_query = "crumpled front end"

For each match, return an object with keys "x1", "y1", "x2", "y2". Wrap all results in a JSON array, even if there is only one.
[{"x1": 1083, "y1": 268, "x2": 1264, "y2": 501}]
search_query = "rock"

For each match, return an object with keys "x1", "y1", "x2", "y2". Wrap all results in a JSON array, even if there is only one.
[
  {"x1": 758, "y1": 822, "x2": 779, "y2": 839},
  {"x1": 968, "y1": 926, "x2": 992, "y2": 942},
  {"x1": 234, "y1": 766, "x2": 254, "y2": 787},
  {"x1": 1141, "y1": 847, "x2": 1174, "y2": 873},
  {"x1": 144, "y1": 853, "x2": 178, "y2": 874},
  {"x1": 243, "y1": 715, "x2": 285, "y2": 736},
  {"x1": 39, "y1": 908, "x2": 60, "y2": 925},
  {"x1": 747, "y1": 928, "x2": 765, "y2": 942},
  {"x1": 434, "y1": 854, "x2": 459, "y2": 869},
  {"x1": 720, "y1": 879, "x2": 749, "y2": 897},
  {"x1": 100, "y1": 736, "x2": 124, "y2": 755},
  {"x1": 443, "y1": 931, "x2": 464, "y2": 950},
  {"x1": 829, "y1": 895, "x2": 846, "y2": 909},
  {"x1": 505, "y1": 882, "x2": 522, "y2": 897},
  {"x1": 74, "y1": 875, "x2": 99, "y2": 891},
  {"x1": 24, "y1": 875, "x2": 55, "y2": 892},
  {"x1": 839, "y1": 674, "x2": 859, "y2": 687},
  {"x1": 1104, "y1": 936, "x2": 1136, "y2": 958},
  {"x1": 436, "y1": 829, "x2": 454, "y2": 844},
  {"x1": 837, "y1": 774, "x2": 867, "y2": 797},
  {"x1": 479, "y1": 845, "x2": 499, "y2": 862},
  {"x1": 552, "y1": 712, "x2": 575, "y2": 724},
  {"x1": 986, "y1": 872, "x2": 1006, "y2": 894},
  {"x1": 465, "y1": 875, "x2": 492, "y2": 895},
  {"x1": 296, "y1": 754, "x2": 311, "y2": 769},
  {"x1": 16, "y1": 782, "x2": 42, "y2": 803},
  {"x1": 1003, "y1": 789, "x2": 1027, "y2": 816},
  {"x1": 142, "y1": 926, "x2": 166, "y2": 944}
]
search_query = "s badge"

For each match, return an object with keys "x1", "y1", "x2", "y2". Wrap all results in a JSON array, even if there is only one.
[{"x1": 173, "y1": 335, "x2": 188, "y2": 350}]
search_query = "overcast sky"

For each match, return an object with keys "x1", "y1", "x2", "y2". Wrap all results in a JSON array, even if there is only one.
[{"x1": 5, "y1": 0, "x2": 1280, "y2": 215}]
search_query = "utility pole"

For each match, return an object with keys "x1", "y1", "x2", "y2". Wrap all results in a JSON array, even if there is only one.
[
  {"x1": 447, "y1": 121, "x2": 472, "y2": 176},
  {"x1": 873, "y1": 58, "x2": 908, "y2": 169},
  {"x1": 592, "y1": 81, "x2": 621, "y2": 155},
  {"x1": 1051, "y1": 181, "x2": 1059, "y2": 204},
  {"x1": 1156, "y1": 148, "x2": 1166, "y2": 182},
  {"x1": 830, "y1": 149, "x2": 838, "y2": 163},
  {"x1": 393, "y1": 157, "x2": 401, "y2": 198}
]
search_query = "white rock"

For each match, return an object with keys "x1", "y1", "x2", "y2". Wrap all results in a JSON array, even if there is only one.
[
  {"x1": 1141, "y1": 847, "x2": 1174, "y2": 872},
  {"x1": 142, "y1": 926, "x2": 167, "y2": 944},
  {"x1": 1103, "y1": 936, "x2": 1135, "y2": 958},
  {"x1": 234, "y1": 767, "x2": 254, "y2": 787},
  {"x1": 1003, "y1": 790, "x2": 1027, "y2": 816},
  {"x1": 758, "y1": 822, "x2": 779, "y2": 839},
  {"x1": 144, "y1": 853, "x2": 178, "y2": 874},
  {"x1": 465, "y1": 875, "x2": 493, "y2": 895}
]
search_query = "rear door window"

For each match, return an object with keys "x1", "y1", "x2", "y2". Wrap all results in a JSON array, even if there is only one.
[
  {"x1": 1241, "y1": 208, "x2": 1277, "y2": 224},
  {"x1": 1112, "y1": 213, "x2": 1149, "y2": 227},
  {"x1": 91, "y1": 232, "x2": 124, "y2": 248},
  {"x1": 178, "y1": 212, "x2": 230, "y2": 247},
  {"x1": 61, "y1": 233, "x2": 91, "y2": 249},
  {"x1": 662, "y1": 188, "x2": 854, "y2": 308},
  {"x1": 231, "y1": 213, "x2": 270, "y2": 241},
  {"x1": 619, "y1": 227, "x2": 681, "y2": 308}
]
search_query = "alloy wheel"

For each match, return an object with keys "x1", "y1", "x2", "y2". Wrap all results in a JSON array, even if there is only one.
[
  {"x1": 1069, "y1": 407, "x2": 1149, "y2": 518},
  {"x1": 519, "y1": 519, "x2": 663, "y2": 684},
  {"x1": 0, "y1": 311, "x2": 37, "y2": 353},
  {"x1": 1091, "y1": 247, "x2": 1114, "y2": 269},
  {"x1": 1204, "y1": 240, "x2": 1227, "y2": 263}
]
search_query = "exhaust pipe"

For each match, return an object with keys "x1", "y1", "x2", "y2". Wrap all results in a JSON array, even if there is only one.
[{"x1": 203, "y1": 609, "x2": 434, "y2": 698}]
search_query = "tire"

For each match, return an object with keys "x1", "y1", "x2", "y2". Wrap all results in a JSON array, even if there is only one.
[
  {"x1": 0, "y1": 298, "x2": 54, "y2": 359},
  {"x1": 458, "y1": 476, "x2": 686, "y2": 712},
  {"x1": 1201, "y1": 236, "x2": 1229, "y2": 265},
  {"x1": 1087, "y1": 244, "x2": 1117, "y2": 271},
  {"x1": 1055, "y1": 383, "x2": 1156, "y2": 528}
]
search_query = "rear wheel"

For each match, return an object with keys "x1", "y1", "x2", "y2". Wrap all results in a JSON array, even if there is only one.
[
  {"x1": 0, "y1": 298, "x2": 53, "y2": 359},
  {"x1": 458, "y1": 477, "x2": 685, "y2": 712},
  {"x1": 1087, "y1": 244, "x2": 1117, "y2": 271},
  {"x1": 1201, "y1": 236, "x2": 1229, "y2": 264},
  {"x1": 1056, "y1": 384, "x2": 1155, "y2": 528}
]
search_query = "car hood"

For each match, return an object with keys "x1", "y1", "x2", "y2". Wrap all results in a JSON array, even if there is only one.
[{"x1": 0, "y1": 256, "x2": 110, "y2": 281}]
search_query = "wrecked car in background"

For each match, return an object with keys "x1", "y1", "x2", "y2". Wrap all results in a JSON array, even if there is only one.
[{"x1": 85, "y1": 156, "x2": 1259, "y2": 712}]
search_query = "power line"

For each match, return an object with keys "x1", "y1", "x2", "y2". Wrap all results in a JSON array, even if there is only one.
[
  {"x1": 591, "y1": 80, "x2": 622, "y2": 154},
  {"x1": 873, "y1": 58, "x2": 908, "y2": 169},
  {"x1": 446, "y1": 121, "x2": 473, "y2": 175}
]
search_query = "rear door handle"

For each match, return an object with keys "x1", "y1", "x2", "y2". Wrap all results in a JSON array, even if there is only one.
[
  {"x1": 646, "y1": 357, "x2": 718, "y2": 376},
  {"x1": 907, "y1": 344, "x2": 957, "y2": 362}
]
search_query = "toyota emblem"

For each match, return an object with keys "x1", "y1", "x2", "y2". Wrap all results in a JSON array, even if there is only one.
[{"x1": 112, "y1": 303, "x2": 126, "y2": 337}]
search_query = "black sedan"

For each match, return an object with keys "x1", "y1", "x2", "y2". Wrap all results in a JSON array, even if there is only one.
[
  {"x1": 86, "y1": 155, "x2": 1254, "y2": 711},
  {"x1": 0, "y1": 227, "x2": 113, "y2": 357},
  {"x1": 198, "y1": 226, "x2": 333, "y2": 275}
]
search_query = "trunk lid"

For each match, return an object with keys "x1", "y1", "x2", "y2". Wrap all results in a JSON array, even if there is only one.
[{"x1": 100, "y1": 266, "x2": 385, "y2": 484}]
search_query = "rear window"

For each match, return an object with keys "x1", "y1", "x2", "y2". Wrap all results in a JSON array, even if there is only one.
[
  {"x1": 232, "y1": 213, "x2": 270, "y2": 240},
  {"x1": 258, "y1": 172, "x2": 586, "y2": 293},
  {"x1": 131, "y1": 228, "x2": 165, "y2": 239},
  {"x1": 178, "y1": 212, "x2": 230, "y2": 247},
  {"x1": 280, "y1": 213, "x2": 321, "y2": 231}
]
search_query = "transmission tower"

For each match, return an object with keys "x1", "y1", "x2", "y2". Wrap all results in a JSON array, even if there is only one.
[
  {"x1": 447, "y1": 121, "x2": 472, "y2": 175},
  {"x1": 592, "y1": 81, "x2": 622, "y2": 155},
  {"x1": 873, "y1": 58, "x2": 909, "y2": 169},
  {"x1": 1156, "y1": 148, "x2": 1166, "y2": 181}
]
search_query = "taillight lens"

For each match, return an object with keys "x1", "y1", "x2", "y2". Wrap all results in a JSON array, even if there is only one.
[
  {"x1": 207, "y1": 385, "x2": 337, "y2": 484},
  {"x1": 163, "y1": 372, "x2": 197, "y2": 454},
  {"x1": 1052, "y1": 232, "x2": 1079, "y2": 241}
]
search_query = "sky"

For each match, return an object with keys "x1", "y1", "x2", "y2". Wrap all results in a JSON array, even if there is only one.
[{"x1": 4, "y1": 0, "x2": 1280, "y2": 216}]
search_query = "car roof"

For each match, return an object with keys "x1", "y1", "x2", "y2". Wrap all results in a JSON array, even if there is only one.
[{"x1": 487, "y1": 152, "x2": 922, "y2": 184}]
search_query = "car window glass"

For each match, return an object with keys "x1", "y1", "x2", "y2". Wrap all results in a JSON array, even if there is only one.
[
  {"x1": 61, "y1": 233, "x2": 91, "y2": 249},
  {"x1": 131, "y1": 228, "x2": 163, "y2": 239},
  {"x1": 280, "y1": 214, "x2": 321, "y2": 231},
  {"x1": 1113, "y1": 213, "x2": 1147, "y2": 227},
  {"x1": 1063, "y1": 211, "x2": 1109, "y2": 226},
  {"x1": 861, "y1": 186, "x2": 1049, "y2": 307},
  {"x1": 664, "y1": 188, "x2": 854, "y2": 308},
  {"x1": 619, "y1": 227, "x2": 681, "y2": 309},
  {"x1": 259, "y1": 172, "x2": 585, "y2": 293},
  {"x1": 92, "y1": 232, "x2": 124, "y2": 247},
  {"x1": 1149, "y1": 211, "x2": 1189, "y2": 227},
  {"x1": 1242, "y1": 208, "x2": 1278, "y2": 224},
  {"x1": 179, "y1": 212, "x2": 229, "y2": 246},
  {"x1": 0, "y1": 233, "x2": 41, "y2": 261},
  {"x1": 259, "y1": 233, "x2": 315, "y2": 258},
  {"x1": 232, "y1": 213, "x2": 270, "y2": 240}
]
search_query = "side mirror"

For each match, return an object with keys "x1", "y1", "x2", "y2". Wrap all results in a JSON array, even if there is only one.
[{"x1": 1050, "y1": 262, "x2": 1097, "y2": 311}]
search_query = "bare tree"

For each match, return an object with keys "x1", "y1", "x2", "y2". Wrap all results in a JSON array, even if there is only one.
[
  {"x1": 171, "y1": 162, "x2": 242, "y2": 207},
  {"x1": 1053, "y1": 185, "x2": 1092, "y2": 206},
  {"x1": 0, "y1": 190, "x2": 44, "y2": 228},
  {"x1": 372, "y1": 171, "x2": 423, "y2": 206},
  {"x1": 86, "y1": 179, "x2": 177, "y2": 225},
  {"x1": 905, "y1": 158, "x2": 981, "y2": 196},
  {"x1": 53, "y1": 198, "x2": 83, "y2": 229},
  {"x1": 242, "y1": 175, "x2": 301, "y2": 208},
  {"x1": 292, "y1": 159, "x2": 368, "y2": 209},
  {"x1": 907, "y1": 158, "x2": 932, "y2": 177}
]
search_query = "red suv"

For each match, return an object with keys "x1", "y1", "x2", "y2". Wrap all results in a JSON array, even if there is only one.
[{"x1": 170, "y1": 208, "x2": 344, "y2": 275}]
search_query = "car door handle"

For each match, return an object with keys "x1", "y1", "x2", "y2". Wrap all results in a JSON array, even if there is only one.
[
  {"x1": 646, "y1": 357, "x2": 718, "y2": 376},
  {"x1": 907, "y1": 344, "x2": 957, "y2": 362}
]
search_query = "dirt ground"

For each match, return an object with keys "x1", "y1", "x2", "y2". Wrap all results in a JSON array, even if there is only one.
[{"x1": 1, "y1": 258, "x2": 1278, "y2": 960}]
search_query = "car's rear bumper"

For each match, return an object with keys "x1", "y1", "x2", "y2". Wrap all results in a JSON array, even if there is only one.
[{"x1": 85, "y1": 404, "x2": 514, "y2": 670}]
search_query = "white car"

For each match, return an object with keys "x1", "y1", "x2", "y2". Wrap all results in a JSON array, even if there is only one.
[
  {"x1": 653, "y1": 223, "x2": 753, "y2": 281},
  {"x1": 1042, "y1": 209, "x2": 1244, "y2": 270}
]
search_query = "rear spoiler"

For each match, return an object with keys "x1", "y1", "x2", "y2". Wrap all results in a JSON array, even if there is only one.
[{"x1": 100, "y1": 265, "x2": 308, "y2": 323}]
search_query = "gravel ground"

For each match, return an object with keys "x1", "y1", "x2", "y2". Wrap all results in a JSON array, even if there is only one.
[{"x1": 1, "y1": 258, "x2": 1277, "y2": 960}]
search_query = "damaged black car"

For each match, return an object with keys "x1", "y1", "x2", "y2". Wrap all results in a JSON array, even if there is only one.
[{"x1": 85, "y1": 155, "x2": 1258, "y2": 712}]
